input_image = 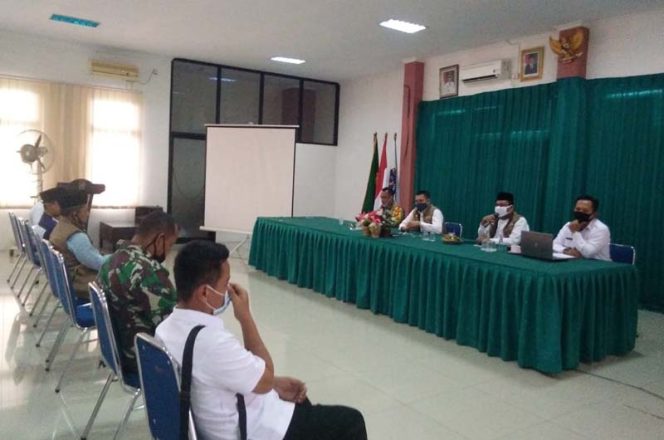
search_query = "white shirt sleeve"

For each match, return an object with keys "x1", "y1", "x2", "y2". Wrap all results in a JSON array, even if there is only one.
[
  {"x1": 500, "y1": 217, "x2": 529, "y2": 245},
  {"x1": 572, "y1": 225, "x2": 611, "y2": 259},
  {"x1": 477, "y1": 222, "x2": 490, "y2": 238},
  {"x1": 29, "y1": 202, "x2": 44, "y2": 226},
  {"x1": 420, "y1": 209, "x2": 443, "y2": 234},
  {"x1": 201, "y1": 331, "x2": 266, "y2": 395},
  {"x1": 399, "y1": 209, "x2": 415, "y2": 230},
  {"x1": 553, "y1": 223, "x2": 571, "y2": 253}
]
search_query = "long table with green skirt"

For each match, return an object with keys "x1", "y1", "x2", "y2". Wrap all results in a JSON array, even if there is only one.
[{"x1": 249, "y1": 217, "x2": 639, "y2": 374}]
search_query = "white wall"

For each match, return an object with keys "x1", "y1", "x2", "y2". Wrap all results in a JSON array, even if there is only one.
[
  {"x1": 293, "y1": 143, "x2": 336, "y2": 217},
  {"x1": 334, "y1": 68, "x2": 403, "y2": 219},
  {"x1": 334, "y1": 8, "x2": 664, "y2": 218}
]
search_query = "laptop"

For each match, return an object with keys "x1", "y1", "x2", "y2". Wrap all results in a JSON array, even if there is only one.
[{"x1": 520, "y1": 231, "x2": 575, "y2": 261}]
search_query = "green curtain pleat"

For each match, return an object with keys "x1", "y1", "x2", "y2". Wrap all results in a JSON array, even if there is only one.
[
  {"x1": 583, "y1": 74, "x2": 664, "y2": 311},
  {"x1": 416, "y1": 73, "x2": 664, "y2": 311}
]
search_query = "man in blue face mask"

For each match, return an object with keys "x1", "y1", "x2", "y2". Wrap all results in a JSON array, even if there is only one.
[
  {"x1": 398, "y1": 189, "x2": 444, "y2": 234},
  {"x1": 156, "y1": 241, "x2": 367, "y2": 440},
  {"x1": 553, "y1": 194, "x2": 611, "y2": 260}
]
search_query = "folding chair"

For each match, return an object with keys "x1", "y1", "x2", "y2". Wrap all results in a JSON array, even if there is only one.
[
  {"x1": 135, "y1": 333, "x2": 198, "y2": 440},
  {"x1": 35, "y1": 239, "x2": 64, "y2": 348},
  {"x1": 9, "y1": 215, "x2": 31, "y2": 291},
  {"x1": 444, "y1": 221, "x2": 463, "y2": 237},
  {"x1": 7, "y1": 212, "x2": 28, "y2": 286},
  {"x1": 44, "y1": 247, "x2": 95, "y2": 380},
  {"x1": 23, "y1": 222, "x2": 51, "y2": 316},
  {"x1": 15, "y1": 219, "x2": 45, "y2": 306},
  {"x1": 81, "y1": 282, "x2": 141, "y2": 440},
  {"x1": 610, "y1": 243, "x2": 636, "y2": 265}
]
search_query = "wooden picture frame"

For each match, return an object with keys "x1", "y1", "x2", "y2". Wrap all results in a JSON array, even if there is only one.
[
  {"x1": 520, "y1": 46, "x2": 544, "y2": 81},
  {"x1": 439, "y1": 64, "x2": 459, "y2": 98}
]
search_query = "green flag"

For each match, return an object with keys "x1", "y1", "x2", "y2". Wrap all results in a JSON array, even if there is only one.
[{"x1": 361, "y1": 133, "x2": 379, "y2": 213}]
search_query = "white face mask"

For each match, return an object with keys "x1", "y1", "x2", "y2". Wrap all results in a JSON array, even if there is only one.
[
  {"x1": 494, "y1": 205, "x2": 511, "y2": 218},
  {"x1": 205, "y1": 285, "x2": 231, "y2": 316}
]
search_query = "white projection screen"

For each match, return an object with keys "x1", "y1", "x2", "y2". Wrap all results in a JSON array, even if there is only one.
[{"x1": 203, "y1": 124, "x2": 297, "y2": 234}]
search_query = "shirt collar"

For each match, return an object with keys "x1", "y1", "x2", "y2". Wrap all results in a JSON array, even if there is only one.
[{"x1": 170, "y1": 307, "x2": 226, "y2": 329}]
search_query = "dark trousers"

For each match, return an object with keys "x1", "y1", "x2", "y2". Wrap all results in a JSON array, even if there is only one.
[{"x1": 283, "y1": 399, "x2": 367, "y2": 440}]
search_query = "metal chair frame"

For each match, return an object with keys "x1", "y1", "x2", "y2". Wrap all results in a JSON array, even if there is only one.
[
  {"x1": 82, "y1": 282, "x2": 141, "y2": 440},
  {"x1": 7, "y1": 212, "x2": 28, "y2": 285},
  {"x1": 35, "y1": 239, "x2": 65, "y2": 349},
  {"x1": 44, "y1": 248, "x2": 95, "y2": 383}
]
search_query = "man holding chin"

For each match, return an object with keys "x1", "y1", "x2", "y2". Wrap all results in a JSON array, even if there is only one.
[{"x1": 553, "y1": 194, "x2": 611, "y2": 260}]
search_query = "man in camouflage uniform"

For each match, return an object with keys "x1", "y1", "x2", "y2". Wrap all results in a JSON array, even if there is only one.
[{"x1": 97, "y1": 211, "x2": 179, "y2": 374}]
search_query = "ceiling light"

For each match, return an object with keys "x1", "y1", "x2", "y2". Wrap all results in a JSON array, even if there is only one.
[
  {"x1": 379, "y1": 19, "x2": 426, "y2": 34},
  {"x1": 271, "y1": 57, "x2": 306, "y2": 65},
  {"x1": 50, "y1": 13, "x2": 99, "y2": 28}
]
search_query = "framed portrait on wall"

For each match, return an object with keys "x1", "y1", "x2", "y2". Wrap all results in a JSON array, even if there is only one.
[
  {"x1": 520, "y1": 46, "x2": 544, "y2": 81},
  {"x1": 439, "y1": 64, "x2": 459, "y2": 98}
]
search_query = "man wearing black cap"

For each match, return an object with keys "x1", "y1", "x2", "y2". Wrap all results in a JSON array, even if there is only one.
[
  {"x1": 35, "y1": 187, "x2": 65, "y2": 240},
  {"x1": 49, "y1": 189, "x2": 109, "y2": 298},
  {"x1": 476, "y1": 192, "x2": 530, "y2": 245}
]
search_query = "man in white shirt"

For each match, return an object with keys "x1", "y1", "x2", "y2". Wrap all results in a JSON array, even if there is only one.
[
  {"x1": 156, "y1": 241, "x2": 367, "y2": 440},
  {"x1": 399, "y1": 190, "x2": 444, "y2": 234},
  {"x1": 553, "y1": 194, "x2": 611, "y2": 261},
  {"x1": 476, "y1": 192, "x2": 529, "y2": 245}
]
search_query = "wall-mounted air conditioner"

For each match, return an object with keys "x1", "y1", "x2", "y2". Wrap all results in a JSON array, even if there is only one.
[
  {"x1": 460, "y1": 60, "x2": 510, "y2": 83},
  {"x1": 90, "y1": 60, "x2": 139, "y2": 81}
]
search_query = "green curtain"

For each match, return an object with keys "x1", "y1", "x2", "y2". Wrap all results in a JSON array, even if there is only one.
[
  {"x1": 415, "y1": 74, "x2": 664, "y2": 311},
  {"x1": 583, "y1": 75, "x2": 664, "y2": 310}
]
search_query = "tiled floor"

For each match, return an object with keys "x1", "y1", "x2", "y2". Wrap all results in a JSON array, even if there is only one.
[{"x1": 1, "y1": 249, "x2": 663, "y2": 439}]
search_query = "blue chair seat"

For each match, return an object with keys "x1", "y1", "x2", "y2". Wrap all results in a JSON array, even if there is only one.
[{"x1": 74, "y1": 304, "x2": 95, "y2": 327}]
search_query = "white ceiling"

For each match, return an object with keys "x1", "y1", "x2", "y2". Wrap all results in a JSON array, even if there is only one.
[{"x1": 0, "y1": 0, "x2": 661, "y2": 81}]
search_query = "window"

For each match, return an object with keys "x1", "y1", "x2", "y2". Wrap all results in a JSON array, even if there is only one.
[
  {"x1": 0, "y1": 87, "x2": 41, "y2": 207},
  {"x1": 301, "y1": 81, "x2": 338, "y2": 144},
  {"x1": 88, "y1": 95, "x2": 141, "y2": 206},
  {"x1": 220, "y1": 68, "x2": 260, "y2": 123},
  {"x1": 262, "y1": 74, "x2": 301, "y2": 126},
  {"x1": 0, "y1": 76, "x2": 142, "y2": 208},
  {"x1": 171, "y1": 62, "x2": 217, "y2": 134}
]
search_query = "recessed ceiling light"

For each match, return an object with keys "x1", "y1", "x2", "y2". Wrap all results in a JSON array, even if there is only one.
[
  {"x1": 271, "y1": 57, "x2": 306, "y2": 65},
  {"x1": 50, "y1": 13, "x2": 99, "y2": 28},
  {"x1": 379, "y1": 19, "x2": 426, "y2": 34}
]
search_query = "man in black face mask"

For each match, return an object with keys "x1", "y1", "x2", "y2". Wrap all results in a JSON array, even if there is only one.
[
  {"x1": 398, "y1": 190, "x2": 444, "y2": 234},
  {"x1": 97, "y1": 211, "x2": 179, "y2": 374},
  {"x1": 553, "y1": 194, "x2": 611, "y2": 261}
]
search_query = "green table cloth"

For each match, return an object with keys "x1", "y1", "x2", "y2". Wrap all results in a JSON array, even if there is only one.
[{"x1": 249, "y1": 217, "x2": 639, "y2": 373}]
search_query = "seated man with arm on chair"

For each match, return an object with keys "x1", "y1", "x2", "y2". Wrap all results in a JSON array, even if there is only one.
[
  {"x1": 156, "y1": 241, "x2": 368, "y2": 440},
  {"x1": 399, "y1": 190, "x2": 444, "y2": 234},
  {"x1": 553, "y1": 194, "x2": 611, "y2": 260},
  {"x1": 97, "y1": 211, "x2": 179, "y2": 375},
  {"x1": 49, "y1": 188, "x2": 109, "y2": 299},
  {"x1": 476, "y1": 191, "x2": 530, "y2": 245}
]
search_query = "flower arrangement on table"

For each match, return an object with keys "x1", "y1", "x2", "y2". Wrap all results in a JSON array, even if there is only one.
[{"x1": 355, "y1": 210, "x2": 394, "y2": 238}]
